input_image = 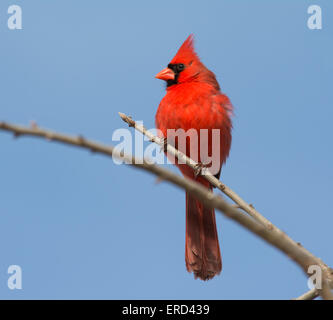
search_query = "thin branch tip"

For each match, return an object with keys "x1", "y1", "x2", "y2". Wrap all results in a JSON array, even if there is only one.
[{"x1": 118, "y1": 112, "x2": 125, "y2": 119}]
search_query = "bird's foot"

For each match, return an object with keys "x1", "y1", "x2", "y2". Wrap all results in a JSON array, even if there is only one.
[{"x1": 194, "y1": 162, "x2": 205, "y2": 177}]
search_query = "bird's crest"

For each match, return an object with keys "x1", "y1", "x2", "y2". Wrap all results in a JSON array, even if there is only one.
[{"x1": 170, "y1": 34, "x2": 200, "y2": 64}]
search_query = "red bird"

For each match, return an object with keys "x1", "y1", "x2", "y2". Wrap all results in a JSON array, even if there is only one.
[{"x1": 155, "y1": 35, "x2": 233, "y2": 280}]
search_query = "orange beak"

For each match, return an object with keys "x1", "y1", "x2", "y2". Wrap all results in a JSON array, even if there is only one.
[{"x1": 155, "y1": 67, "x2": 175, "y2": 81}]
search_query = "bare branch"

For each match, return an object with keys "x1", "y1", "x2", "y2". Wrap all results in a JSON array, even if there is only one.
[
  {"x1": 118, "y1": 112, "x2": 273, "y2": 229},
  {"x1": 296, "y1": 270, "x2": 333, "y2": 300},
  {"x1": 118, "y1": 113, "x2": 333, "y2": 300},
  {"x1": 295, "y1": 288, "x2": 319, "y2": 300},
  {"x1": 1, "y1": 120, "x2": 332, "y2": 299}
]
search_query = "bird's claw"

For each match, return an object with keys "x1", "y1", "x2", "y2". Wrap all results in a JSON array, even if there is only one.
[{"x1": 194, "y1": 162, "x2": 204, "y2": 177}]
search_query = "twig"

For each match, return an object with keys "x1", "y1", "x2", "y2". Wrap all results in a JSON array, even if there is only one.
[
  {"x1": 296, "y1": 272, "x2": 333, "y2": 300},
  {"x1": 0, "y1": 120, "x2": 332, "y2": 300},
  {"x1": 295, "y1": 288, "x2": 319, "y2": 300}
]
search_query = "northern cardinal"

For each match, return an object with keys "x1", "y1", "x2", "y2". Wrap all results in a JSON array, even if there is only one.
[{"x1": 155, "y1": 35, "x2": 233, "y2": 280}]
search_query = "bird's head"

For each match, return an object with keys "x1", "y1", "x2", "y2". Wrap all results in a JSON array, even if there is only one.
[{"x1": 155, "y1": 34, "x2": 209, "y2": 88}]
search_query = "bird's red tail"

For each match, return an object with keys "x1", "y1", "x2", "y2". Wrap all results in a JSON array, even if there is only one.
[{"x1": 185, "y1": 188, "x2": 222, "y2": 280}]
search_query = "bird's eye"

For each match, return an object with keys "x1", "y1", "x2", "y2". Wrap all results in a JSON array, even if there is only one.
[{"x1": 177, "y1": 64, "x2": 185, "y2": 71}]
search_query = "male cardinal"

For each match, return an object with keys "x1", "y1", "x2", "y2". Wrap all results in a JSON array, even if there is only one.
[{"x1": 155, "y1": 35, "x2": 233, "y2": 280}]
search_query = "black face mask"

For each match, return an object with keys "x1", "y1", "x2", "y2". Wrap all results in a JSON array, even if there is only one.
[{"x1": 166, "y1": 63, "x2": 185, "y2": 87}]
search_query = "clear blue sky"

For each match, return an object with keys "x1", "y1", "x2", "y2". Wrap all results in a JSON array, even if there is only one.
[{"x1": 0, "y1": 0, "x2": 332, "y2": 299}]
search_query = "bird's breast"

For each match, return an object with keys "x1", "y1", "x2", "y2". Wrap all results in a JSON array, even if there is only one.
[{"x1": 156, "y1": 85, "x2": 227, "y2": 133}]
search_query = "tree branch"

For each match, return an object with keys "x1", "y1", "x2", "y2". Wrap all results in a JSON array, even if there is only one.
[
  {"x1": 118, "y1": 112, "x2": 273, "y2": 229},
  {"x1": 118, "y1": 113, "x2": 333, "y2": 300},
  {"x1": 1, "y1": 120, "x2": 332, "y2": 300}
]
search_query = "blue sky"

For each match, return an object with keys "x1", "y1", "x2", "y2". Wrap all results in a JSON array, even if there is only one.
[{"x1": 0, "y1": 0, "x2": 332, "y2": 299}]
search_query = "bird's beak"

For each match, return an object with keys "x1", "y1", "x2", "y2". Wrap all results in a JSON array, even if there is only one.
[{"x1": 155, "y1": 67, "x2": 175, "y2": 81}]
